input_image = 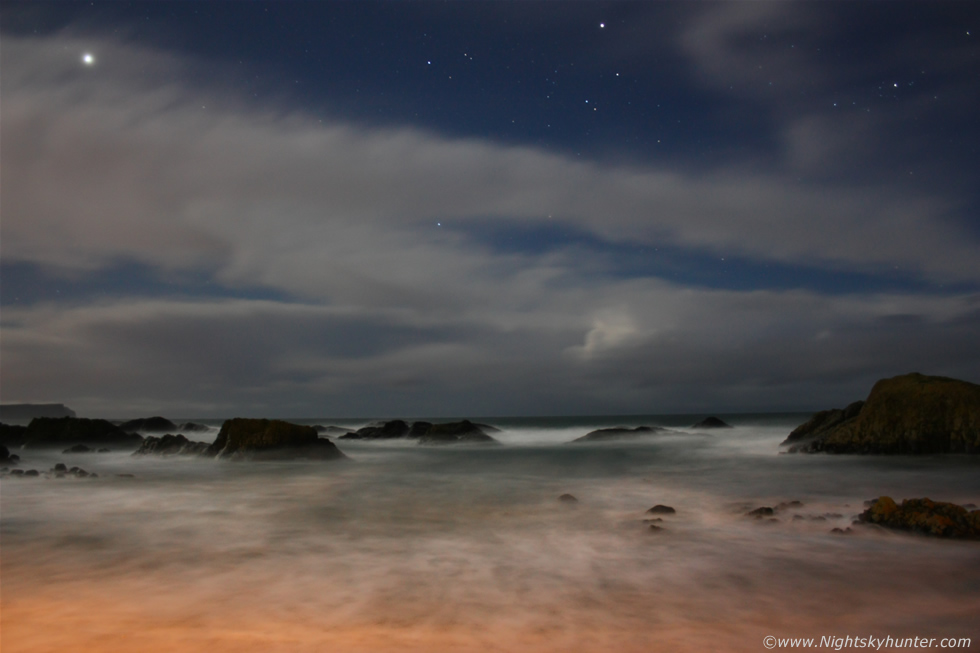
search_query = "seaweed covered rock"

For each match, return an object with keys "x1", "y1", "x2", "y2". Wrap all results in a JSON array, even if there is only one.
[
  {"x1": 417, "y1": 420, "x2": 498, "y2": 445},
  {"x1": 785, "y1": 373, "x2": 980, "y2": 454},
  {"x1": 118, "y1": 416, "x2": 179, "y2": 433},
  {"x1": 571, "y1": 426, "x2": 670, "y2": 443},
  {"x1": 207, "y1": 418, "x2": 346, "y2": 461},
  {"x1": 692, "y1": 416, "x2": 732, "y2": 429},
  {"x1": 22, "y1": 417, "x2": 144, "y2": 449},
  {"x1": 859, "y1": 496, "x2": 980, "y2": 539},
  {"x1": 133, "y1": 434, "x2": 211, "y2": 456}
]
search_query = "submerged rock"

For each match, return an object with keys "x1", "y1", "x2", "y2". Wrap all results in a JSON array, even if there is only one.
[
  {"x1": 207, "y1": 418, "x2": 346, "y2": 461},
  {"x1": 784, "y1": 373, "x2": 980, "y2": 454},
  {"x1": 133, "y1": 434, "x2": 210, "y2": 456},
  {"x1": 746, "y1": 507, "x2": 775, "y2": 518},
  {"x1": 558, "y1": 493, "x2": 579, "y2": 503},
  {"x1": 118, "y1": 416, "x2": 179, "y2": 433},
  {"x1": 342, "y1": 419, "x2": 411, "y2": 440},
  {"x1": 692, "y1": 416, "x2": 732, "y2": 429},
  {"x1": 859, "y1": 496, "x2": 980, "y2": 538},
  {"x1": 22, "y1": 417, "x2": 144, "y2": 450},
  {"x1": 417, "y1": 420, "x2": 499, "y2": 445},
  {"x1": 571, "y1": 426, "x2": 671, "y2": 443}
]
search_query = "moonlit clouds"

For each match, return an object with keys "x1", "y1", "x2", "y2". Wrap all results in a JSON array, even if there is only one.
[{"x1": 2, "y1": 31, "x2": 979, "y2": 416}]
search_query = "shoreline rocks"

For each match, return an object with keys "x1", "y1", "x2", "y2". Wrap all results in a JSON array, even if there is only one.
[
  {"x1": 207, "y1": 418, "x2": 346, "y2": 461},
  {"x1": 340, "y1": 419, "x2": 500, "y2": 445},
  {"x1": 133, "y1": 434, "x2": 211, "y2": 456},
  {"x1": 19, "y1": 417, "x2": 144, "y2": 450},
  {"x1": 784, "y1": 373, "x2": 980, "y2": 454},
  {"x1": 860, "y1": 496, "x2": 980, "y2": 539},
  {"x1": 118, "y1": 416, "x2": 179, "y2": 433}
]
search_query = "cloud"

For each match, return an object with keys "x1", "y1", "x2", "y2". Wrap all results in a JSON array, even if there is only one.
[{"x1": 3, "y1": 31, "x2": 979, "y2": 416}]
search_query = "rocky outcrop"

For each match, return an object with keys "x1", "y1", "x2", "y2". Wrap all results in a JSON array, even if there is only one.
[
  {"x1": 315, "y1": 425, "x2": 354, "y2": 437},
  {"x1": 206, "y1": 418, "x2": 346, "y2": 461},
  {"x1": 0, "y1": 403, "x2": 76, "y2": 420},
  {"x1": 571, "y1": 426, "x2": 671, "y2": 443},
  {"x1": 118, "y1": 416, "x2": 179, "y2": 433},
  {"x1": 178, "y1": 422, "x2": 211, "y2": 432},
  {"x1": 859, "y1": 496, "x2": 980, "y2": 539},
  {"x1": 782, "y1": 401, "x2": 865, "y2": 447},
  {"x1": 21, "y1": 417, "x2": 144, "y2": 449},
  {"x1": 417, "y1": 420, "x2": 498, "y2": 445},
  {"x1": 0, "y1": 423, "x2": 28, "y2": 447},
  {"x1": 784, "y1": 373, "x2": 980, "y2": 454},
  {"x1": 133, "y1": 434, "x2": 211, "y2": 456},
  {"x1": 0, "y1": 444, "x2": 21, "y2": 466},
  {"x1": 339, "y1": 419, "x2": 500, "y2": 444},
  {"x1": 692, "y1": 416, "x2": 732, "y2": 429}
]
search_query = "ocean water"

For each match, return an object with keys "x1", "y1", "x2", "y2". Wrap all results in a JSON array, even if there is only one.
[{"x1": 2, "y1": 415, "x2": 979, "y2": 652}]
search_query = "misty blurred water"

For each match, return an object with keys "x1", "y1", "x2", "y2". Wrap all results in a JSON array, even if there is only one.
[{"x1": 3, "y1": 415, "x2": 979, "y2": 652}]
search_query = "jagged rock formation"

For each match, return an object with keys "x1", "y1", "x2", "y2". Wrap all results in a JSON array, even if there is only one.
[
  {"x1": 206, "y1": 418, "x2": 345, "y2": 461},
  {"x1": 133, "y1": 434, "x2": 211, "y2": 456},
  {"x1": 571, "y1": 426, "x2": 671, "y2": 443},
  {"x1": 860, "y1": 497, "x2": 980, "y2": 538},
  {"x1": 0, "y1": 403, "x2": 76, "y2": 420},
  {"x1": 784, "y1": 373, "x2": 980, "y2": 454},
  {"x1": 691, "y1": 416, "x2": 732, "y2": 429},
  {"x1": 20, "y1": 417, "x2": 144, "y2": 449}
]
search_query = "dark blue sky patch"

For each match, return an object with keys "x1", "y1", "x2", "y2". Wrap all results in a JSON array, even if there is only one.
[{"x1": 450, "y1": 218, "x2": 980, "y2": 295}]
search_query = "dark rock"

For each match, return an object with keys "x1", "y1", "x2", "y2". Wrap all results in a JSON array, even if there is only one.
[
  {"x1": 648, "y1": 524, "x2": 665, "y2": 532},
  {"x1": 785, "y1": 373, "x2": 980, "y2": 454},
  {"x1": 52, "y1": 463, "x2": 68, "y2": 473},
  {"x1": 133, "y1": 434, "x2": 210, "y2": 456},
  {"x1": 23, "y1": 417, "x2": 144, "y2": 450},
  {"x1": 10, "y1": 469, "x2": 25, "y2": 476},
  {"x1": 830, "y1": 527, "x2": 854, "y2": 535},
  {"x1": 417, "y1": 420, "x2": 499, "y2": 445},
  {"x1": 408, "y1": 421, "x2": 433, "y2": 438},
  {"x1": 859, "y1": 496, "x2": 980, "y2": 539},
  {"x1": 692, "y1": 416, "x2": 732, "y2": 429},
  {"x1": 63, "y1": 444, "x2": 94, "y2": 454},
  {"x1": 98, "y1": 448, "x2": 110, "y2": 453},
  {"x1": 558, "y1": 493, "x2": 579, "y2": 503},
  {"x1": 0, "y1": 423, "x2": 29, "y2": 447},
  {"x1": 118, "y1": 416, "x2": 179, "y2": 433},
  {"x1": 646, "y1": 504, "x2": 676, "y2": 514},
  {"x1": 643, "y1": 518, "x2": 663, "y2": 523},
  {"x1": 177, "y1": 422, "x2": 211, "y2": 433},
  {"x1": 0, "y1": 444, "x2": 20, "y2": 466},
  {"x1": 0, "y1": 403, "x2": 76, "y2": 420},
  {"x1": 782, "y1": 401, "x2": 865, "y2": 446},
  {"x1": 571, "y1": 426, "x2": 670, "y2": 443},
  {"x1": 345, "y1": 419, "x2": 411, "y2": 440},
  {"x1": 116, "y1": 473, "x2": 135, "y2": 478},
  {"x1": 24, "y1": 469, "x2": 40, "y2": 476},
  {"x1": 746, "y1": 507, "x2": 775, "y2": 517},
  {"x1": 206, "y1": 418, "x2": 346, "y2": 461}
]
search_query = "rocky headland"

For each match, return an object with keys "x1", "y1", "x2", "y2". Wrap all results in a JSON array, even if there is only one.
[{"x1": 783, "y1": 373, "x2": 980, "y2": 454}]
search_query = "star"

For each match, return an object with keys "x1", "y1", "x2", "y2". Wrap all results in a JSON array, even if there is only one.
[{"x1": 81, "y1": 52, "x2": 95, "y2": 66}]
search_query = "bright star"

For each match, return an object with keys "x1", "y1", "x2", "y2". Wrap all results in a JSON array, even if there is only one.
[
  {"x1": 81, "y1": 52, "x2": 95, "y2": 66},
  {"x1": 599, "y1": 23, "x2": 605, "y2": 28}
]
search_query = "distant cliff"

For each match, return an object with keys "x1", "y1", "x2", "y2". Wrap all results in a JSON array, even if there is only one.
[
  {"x1": 784, "y1": 373, "x2": 980, "y2": 454},
  {"x1": 0, "y1": 403, "x2": 77, "y2": 420}
]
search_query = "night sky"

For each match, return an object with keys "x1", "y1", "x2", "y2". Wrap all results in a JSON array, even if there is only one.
[{"x1": 2, "y1": 1, "x2": 979, "y2": 418}]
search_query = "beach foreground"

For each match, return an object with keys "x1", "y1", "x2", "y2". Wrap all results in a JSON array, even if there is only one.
[{"x1": 3, "y1": 418, "x2": 978, "y2": 652}]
